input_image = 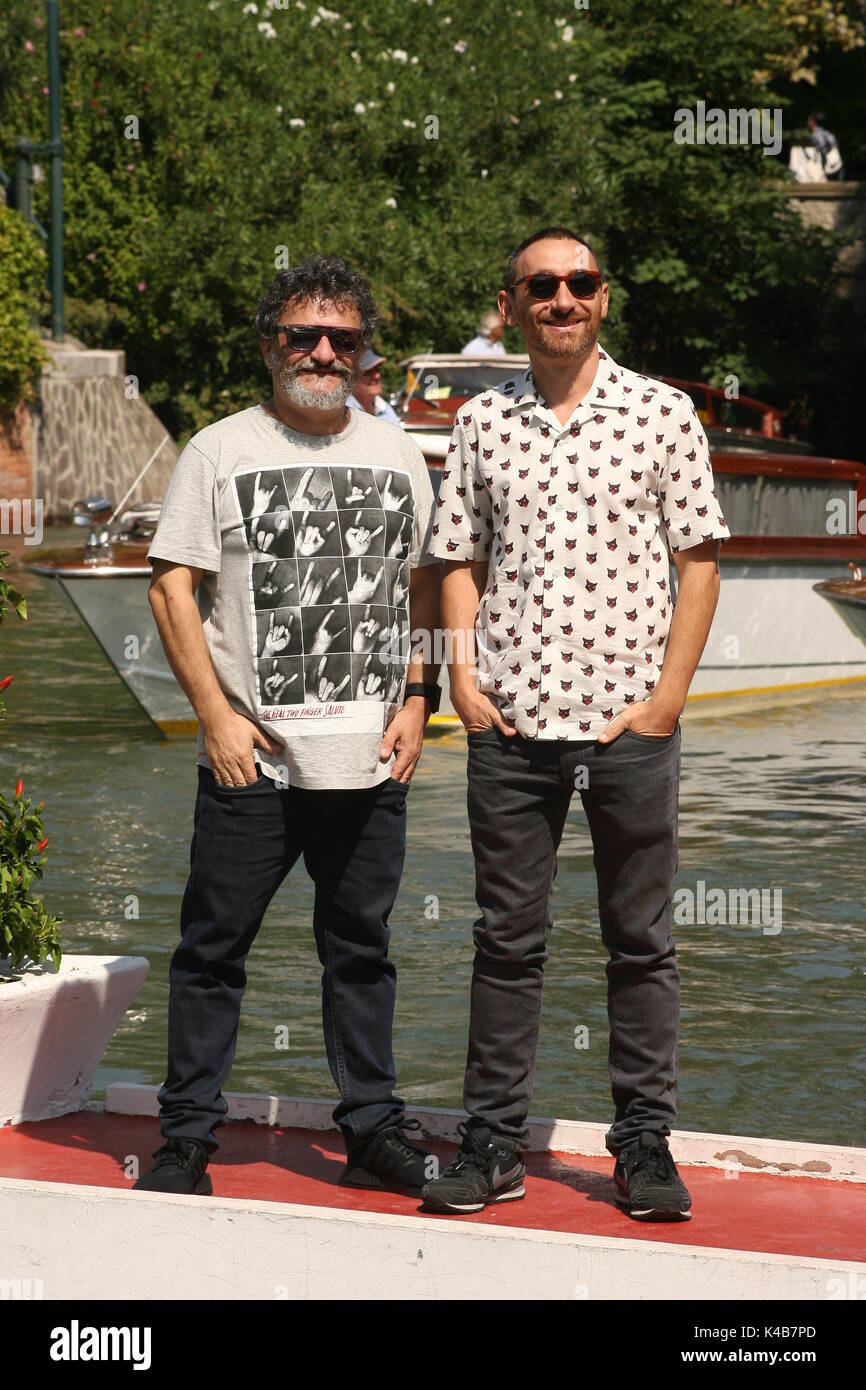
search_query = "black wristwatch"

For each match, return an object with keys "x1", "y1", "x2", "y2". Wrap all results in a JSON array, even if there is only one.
[{"x1": 404, "y1": 681, "x2": 441, "y2": 713}]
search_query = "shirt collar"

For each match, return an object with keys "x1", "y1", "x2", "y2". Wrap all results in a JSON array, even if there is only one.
[{"x1": 501, "y1": 345, "x2": 630, "y2": 419}]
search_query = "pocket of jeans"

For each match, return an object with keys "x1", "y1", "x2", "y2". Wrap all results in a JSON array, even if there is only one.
[
  {"x1": 620, "y1": 725, "x2": 679, "y2": 744},
  {"x1": 466, "y1": 726, "x2": 501, "y2": 743},
  {"x1": 387, "y1": 776, "x2": 411, "y2": 794},
  {"x1": 205, "y1": 769, "x2": 269, "y2": 792}
]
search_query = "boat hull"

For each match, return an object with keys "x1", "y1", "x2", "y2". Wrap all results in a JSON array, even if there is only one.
[{"x1": 36, "y1": 554, "x2": 866, "y2": 735}]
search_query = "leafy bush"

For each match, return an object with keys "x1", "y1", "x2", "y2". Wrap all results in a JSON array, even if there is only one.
[
  {"x1": 0, "y1": 550, "x2": 62, "y2": 972},
  {"x1": 0, "y1": 205, "x2": 47, "y2": 415}
]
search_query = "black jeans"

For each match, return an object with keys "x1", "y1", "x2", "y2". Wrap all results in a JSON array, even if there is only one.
[
  {"x1": 157, "y1": 767, "x2": 409, "y2": 1153},
  {"x1": 464, "y1": 725, "x2": 682, "y2": 1157}
]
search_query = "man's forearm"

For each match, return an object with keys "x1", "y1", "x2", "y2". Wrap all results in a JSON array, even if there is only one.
[
  {"x1": 406, "y1": 561, "x2": 442, "y2": 687},
  {"x1": 441, "y1": 560, "x2": 487, "y2": 695},
  {"x1": 654, "y1": 562, "x2": 721, "y2": 715},
  {"x1": 149, "y1": 589, "x2": 231, "y2": 725}
]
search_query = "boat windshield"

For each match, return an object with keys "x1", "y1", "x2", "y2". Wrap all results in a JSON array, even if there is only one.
[
  {"x1": 405, "y1": 362, "x2": 524, "y2": 403},
  {"x1": 713, "y1": 475, "x2": 854, "y2": 536}
]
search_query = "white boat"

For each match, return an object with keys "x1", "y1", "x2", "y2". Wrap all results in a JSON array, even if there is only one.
[
  {"x1": 26, "y1": 366, "x2": 866, "y2": 733},
  {"x1": 814, "y1": 566, "x2": 866, "y2": 647}
]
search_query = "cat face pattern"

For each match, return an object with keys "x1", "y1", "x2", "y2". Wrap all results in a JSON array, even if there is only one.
[{"x1": 427, "y1": 348, "x2": 730, "y2": 739}]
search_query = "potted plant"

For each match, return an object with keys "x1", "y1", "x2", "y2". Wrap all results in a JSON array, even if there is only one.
[{"x1": 0, "y1": 549, "x2": 149, "y2": 1124}]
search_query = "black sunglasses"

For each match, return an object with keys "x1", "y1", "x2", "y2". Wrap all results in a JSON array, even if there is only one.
[
  {"x1": 508, "y1": 270, "x2": 604, "y2": 300},
  {"x1": 272, "y1": 324, "x2": 364, "y2": 353}
]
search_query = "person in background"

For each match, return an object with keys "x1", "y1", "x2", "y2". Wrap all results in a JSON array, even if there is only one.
[
  {"x1": 347, "y1": 347, "x2": 402, "y2": 424},
  {"x1": 808, "y1": 113, "x2": 845, "y2": 180},
  {"x1": 461, "y1": 308, "x2": 506, "y2": 357}
]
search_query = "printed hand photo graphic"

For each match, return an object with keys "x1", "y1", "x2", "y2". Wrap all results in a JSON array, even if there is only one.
[
  {"x1": 299, "y1": 562, "x2": 342, "y2": 606},
  {"x1": 291, "y1": 467, "x2": 334, "y2": 511},
  {"x1": 390, "y1": 568, "x2": 409, "y2": 608},
  {"x1": 344, "y1": 468, "x2": 373, "y2": 507},
  {"x1": 382, "y1": 617, "x2": 402, "y2": 659},
  {"x1": 345, "y1": 511, "x2": 385, "y2": 556},
  {"x1": 263, "y1": 659, "x2": 298, "y2": 702},
  {"x1": 251, "y1": 506, "x2": 291, "y2": 554},
  {"x1": 385, "y1": 666, "x2": 404, "y2": 703},
  {"x1": 296, "y1": 510, "x2": 336, "y2": 556},
  {"x1": 261, "y1": 610, "x2": 295, "y2": 657},
  {"x1": 352, "y1": 605, "x2": 381, "y2": 653},
  {"x1": 356, "y1": 653, "x2": 385, "y2": 700},
  {"x1": 311, "y1": 656, "x2": 351, "y2": 702},
  {"x1": 346, "y1": 559, "x2": 380, "y2": 603},
  {"x1": 249, "y1": 470, "x2": 279, "y2": 518},
  {"x1": 256, "y1": 560, "x2": 295, "y2": 606},
  {"x1": 380, "y1": 472, "x2": 410, "y2": 511},
  {"x1": 311, "y1": 610, "x2": 347, "y2": 655},
  {"x1": 387, "y1": 514, "x2": 410, "y2": 559}
]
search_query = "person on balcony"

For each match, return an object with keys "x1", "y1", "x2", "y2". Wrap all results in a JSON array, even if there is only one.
[{"x1": 808, "y1": 113, "x2": 845, "y2": 181}]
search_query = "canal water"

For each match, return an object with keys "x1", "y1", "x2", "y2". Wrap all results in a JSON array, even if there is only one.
[{"x1": 1, "y1": 534, "x2": 864, "y2": 1147}]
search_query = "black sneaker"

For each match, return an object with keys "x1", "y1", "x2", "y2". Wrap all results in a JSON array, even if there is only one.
[
  {"x1": 133, "y1": 1137, "x2": 213, "y2": 1195},
  {"x1": 341, "y1": 1118, "x2": 433, "y2": 1195},
  {"x1": 421, "y1": 1122, "x2": 526, "y2": 1214},
  {"x1": 613, "y1": 1132, "x2": 691, "y2": 1220}
]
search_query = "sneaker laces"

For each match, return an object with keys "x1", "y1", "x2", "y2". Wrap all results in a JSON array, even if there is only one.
[
  {"x1": 449, "y1": 1121, "x2": 496, "y2": 1175},
  {"x1": 385, "y1": 1118, "x2": 427, "y2": 1160},
  {"x1": 623, "y1": 1136, "x2": 677, "y2": 1183}
]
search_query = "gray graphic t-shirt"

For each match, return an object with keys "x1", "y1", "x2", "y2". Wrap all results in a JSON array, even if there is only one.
[{"x1": 146, "y1": 404, "x2": 436, "y2": 789}]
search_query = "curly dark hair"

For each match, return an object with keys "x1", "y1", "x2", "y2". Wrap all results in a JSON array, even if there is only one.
[{"x1": 254, "y1": 255, "x2": 378, "y2": 343}]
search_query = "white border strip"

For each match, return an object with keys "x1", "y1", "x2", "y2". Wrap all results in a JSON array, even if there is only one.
[
  {"x1": 1, "y1": 1176, "x2": 863, "y2": 1302},
  {"x1": 103, "y1": 1085, "x2": 866, "y2": 1183}
]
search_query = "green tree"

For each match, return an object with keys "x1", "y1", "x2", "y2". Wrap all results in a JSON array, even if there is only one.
[
  {"x1": 0, "y1": 0, "x2": 860, "y2": 449},
  {"x1": 0, "y1": 205, "x2": 46, "y2": 415}
]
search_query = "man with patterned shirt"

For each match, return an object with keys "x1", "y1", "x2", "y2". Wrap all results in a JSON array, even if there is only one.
[{"x1": 423, "y1": 227, "x2": 729, "y2": 1220}]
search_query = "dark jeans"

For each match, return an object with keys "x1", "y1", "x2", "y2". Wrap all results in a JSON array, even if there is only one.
[
  {"x1": 464, "y1": 724, "x2": 682, "y2": 1157},
  {"x1": 157, "y1": 767, "x2": 409, "y2": 1154}
]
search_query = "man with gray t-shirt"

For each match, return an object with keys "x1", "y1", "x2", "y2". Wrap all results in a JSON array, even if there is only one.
[{"x1": 134, "y1": 256, "x2": 442, "y2": 1198}]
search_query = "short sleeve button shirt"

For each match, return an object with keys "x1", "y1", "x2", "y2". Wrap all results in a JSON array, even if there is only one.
[{"x1": 427, "y1": 346, "x2": 730, "y2": 739}]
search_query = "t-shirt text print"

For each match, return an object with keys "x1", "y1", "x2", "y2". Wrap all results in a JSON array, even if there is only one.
[
  {"x1": 427, "y1": 347, "x2": 730, "y2": 741},
  {"x1": 234, "y1": 462, "x2": 414, "y2": 725}
]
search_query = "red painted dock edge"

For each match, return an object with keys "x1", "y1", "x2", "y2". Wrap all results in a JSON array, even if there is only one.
[{"x1": 1, "y1": 1111, "x2": 864, "y2": 1263}]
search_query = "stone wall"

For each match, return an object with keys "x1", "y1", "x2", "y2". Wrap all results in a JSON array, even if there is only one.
[
  {"x1": 36, "y1": 340, "x2": 178, "y2": 521},
  {"x1": 788, "y1": 181, "x2": 866, "y2": 308}
]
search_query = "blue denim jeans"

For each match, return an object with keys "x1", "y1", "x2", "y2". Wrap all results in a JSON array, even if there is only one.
[
  {"x1": 463, "y1": 724, "x2": 682, "y2": 1156},
  {"x1": 158, "y1": 768, "x2": 409, "y2": 1153}
]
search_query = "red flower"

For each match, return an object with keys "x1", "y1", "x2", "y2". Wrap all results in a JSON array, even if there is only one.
[
  {"x1": 37, "y1": 837, "x2": 49, "y2": 852},
  {"x1": 36, "y1": 800, "x2": 44, "y2": 811},
  {"x1": 0, "y1": 675, "x2": 12, "y2": 691},
  {"x1": 14, "y1": 778, "x2": 23, "y2": 797}
]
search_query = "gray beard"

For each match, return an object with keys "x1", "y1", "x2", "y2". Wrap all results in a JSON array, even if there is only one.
[{"x1": 277, "y1": 360, "x2": 357, "y2": 412}]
